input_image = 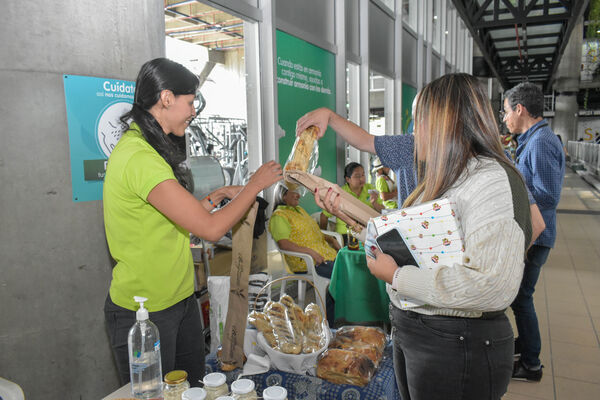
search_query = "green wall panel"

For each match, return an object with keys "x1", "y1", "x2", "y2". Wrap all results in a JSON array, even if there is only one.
[{"x1": 276, "y1": 30, "x2": 337, "y2": 214}]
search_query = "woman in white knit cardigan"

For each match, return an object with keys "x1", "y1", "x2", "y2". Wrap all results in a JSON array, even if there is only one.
[{"x1": 299, "y1": 73, "x2": 533, "y2": 400}]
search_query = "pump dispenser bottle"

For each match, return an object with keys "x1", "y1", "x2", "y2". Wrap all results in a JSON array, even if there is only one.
[{"x1": 128, "y1": 296, "x2": 163, "y2": 399}]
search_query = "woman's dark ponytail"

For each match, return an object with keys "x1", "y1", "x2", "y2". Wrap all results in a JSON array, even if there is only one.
[{"x1": 120, "y1": 58, "x2": 199, "y2": 193}]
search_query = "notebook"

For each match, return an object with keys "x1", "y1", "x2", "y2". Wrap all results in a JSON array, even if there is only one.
[{"x1": 368, "y1": 198, "x2": 464, "y2": 308}]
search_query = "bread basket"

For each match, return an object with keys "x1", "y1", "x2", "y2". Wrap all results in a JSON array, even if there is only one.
[{"x1": 251, "y1": 276, "x2": 331, "y2": 375}]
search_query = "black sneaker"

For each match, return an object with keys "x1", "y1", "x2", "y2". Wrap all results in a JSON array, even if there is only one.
[{"x1": 512, "y1": 359, "x2": 543, "y2": 382}]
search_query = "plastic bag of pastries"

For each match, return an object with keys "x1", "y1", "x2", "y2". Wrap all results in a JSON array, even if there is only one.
[
  {"x1": 316, "y1": 348, "x2": 375, "y2": 387},
  {"x1": 247, "y1": 310, "x2": 277, "y2": 348},
  {"x1": 279, "y1": 294, "x2": 306, "y2": 337},
  {"x1": 283, "y1": 125, "x2": 319, "y2": 191},
  {"x1": 328, "y1": 335, "x2": 383, "y2": 367},
  {"x1": 335, "y1": 325, "x2": 387, "y2": 353},
  {"x1": 265, "y1": 300, "x2": 302, "y2": 354},
  {"x1": 302, "y1": 303, "x2": 327, "y2": 353}
]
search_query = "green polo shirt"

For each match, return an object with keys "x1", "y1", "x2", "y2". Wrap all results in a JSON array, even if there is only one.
[{"x1": 103, "y1": 123, "x2": 194, "y2": 312}]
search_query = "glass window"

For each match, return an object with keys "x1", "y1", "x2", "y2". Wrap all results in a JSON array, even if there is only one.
[
  {"x1": 403, "y1": 0, "x2": 418, "y2": 31},
  {"x1": 432, "y1": 0, "x2": 441, "y2": 51},
  {"x1": 445, "y1": 7, "x2": 453, "y2": 63},
  {"x1": 165, "y1": 3, "x2": 251, "y2": 186},
  {"x1": 379, "y1": 0, "x2": 394, "y2": 11}
]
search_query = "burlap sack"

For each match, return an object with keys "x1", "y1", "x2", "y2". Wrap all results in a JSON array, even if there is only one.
[{"x1": 284, "y1": 170, "x2": 380, "y2": 227}]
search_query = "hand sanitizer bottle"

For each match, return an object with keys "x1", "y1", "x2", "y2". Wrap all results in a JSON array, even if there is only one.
[{"x1": 128, "y1": 296, "x2": 163, "y2": 399}]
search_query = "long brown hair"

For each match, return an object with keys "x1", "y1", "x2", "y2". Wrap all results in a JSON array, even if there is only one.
[{"x1": 404, "y1": 73, "x2": 521, "y2": 207}]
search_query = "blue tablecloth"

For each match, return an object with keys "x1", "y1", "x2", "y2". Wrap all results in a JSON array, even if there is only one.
[{"x1": 206, "y1": 342, "x2": 399, "y2": 400}]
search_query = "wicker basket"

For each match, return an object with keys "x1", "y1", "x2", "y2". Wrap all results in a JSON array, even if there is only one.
[{"x1": 251, "y1": 276, "x2": 331, "y2": 375}]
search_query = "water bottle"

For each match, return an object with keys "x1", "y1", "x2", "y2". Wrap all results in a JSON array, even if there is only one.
[{"x1": 128, "y1": 296, "x2": 163, "y2": 399}]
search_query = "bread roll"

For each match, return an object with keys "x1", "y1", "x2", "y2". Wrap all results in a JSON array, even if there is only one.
[{"x1": 266, "y1": 302, "x2": 302, "y2": 354}]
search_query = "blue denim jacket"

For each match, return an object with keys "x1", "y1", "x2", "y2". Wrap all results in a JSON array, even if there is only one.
[{"x1": 515, "y1": 119, "x2": 565, "y2": 248}]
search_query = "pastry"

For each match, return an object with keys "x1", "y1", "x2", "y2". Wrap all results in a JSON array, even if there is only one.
[
  {"x1": 335, "y1": 326, "x2": 387, "y2": 353},
  {"x1": 328, "y1": 336, "x2": 382, "y2": 366},
  {"x1": 266, "y1": 302, "x2": 302, "y2": 354},
  {"x1": 317, "y1": 348, "x2": 375, "y2": 387}
]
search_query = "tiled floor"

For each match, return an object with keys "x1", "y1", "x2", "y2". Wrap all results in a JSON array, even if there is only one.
[{"x1": 266, "y1": 170, "x2": 600, "y2": 400}]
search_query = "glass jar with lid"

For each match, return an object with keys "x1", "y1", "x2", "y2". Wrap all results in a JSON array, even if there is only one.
[
  {"x1": 262, "y1": 386, "x2": 287, "y2": 400},
  {"x1": 230, "y1": 379, "x2": 258, "y2": 400},
  {"x1": 164, "y1": 370, "x2": 190, "y2": 400},
  {"x1": 182, "y1": 387, "x2": 207, "y2": 400},
  {"x1": 202, "y1": 372, "x2": 229, "y2": 400}
]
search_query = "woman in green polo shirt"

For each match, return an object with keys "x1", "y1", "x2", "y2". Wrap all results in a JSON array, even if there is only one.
[
  {"x1": 103, "y1": 58, "x2": 282, "y2": 387},
  {"x1": 319, "y1": 162, "x2": 383, "y2": 240}
]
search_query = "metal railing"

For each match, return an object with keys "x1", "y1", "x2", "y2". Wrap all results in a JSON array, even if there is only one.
[{"x1": 567, "y1": 141, "x2": 600, "y2": 175}]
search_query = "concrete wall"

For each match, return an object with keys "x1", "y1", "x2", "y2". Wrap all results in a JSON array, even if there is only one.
[{"x1": 0, "y1": 1, "x2": 164, "y2": 399}]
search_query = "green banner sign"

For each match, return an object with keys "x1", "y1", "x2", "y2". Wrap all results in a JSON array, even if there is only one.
[{"x1": 276, "y1": 30, "x2": 337, "y2": 214}]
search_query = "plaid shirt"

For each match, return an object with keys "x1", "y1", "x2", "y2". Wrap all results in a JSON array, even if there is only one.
[
  {"x1": 374, "y1": 134, "x2": 417, "y2": 206},
  {"x1": 515, "y1": 119, "x2": 565, "y2": 248}
]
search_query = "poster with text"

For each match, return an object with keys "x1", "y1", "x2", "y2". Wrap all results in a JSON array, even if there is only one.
[
  {"x1": 63, "y1": 75, "x2": 134, "y2": 202},
  {"x1": 276, "y1": 30, "x2": 336, "y2": 214}
]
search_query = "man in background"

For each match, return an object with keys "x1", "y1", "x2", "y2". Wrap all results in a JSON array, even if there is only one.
[{"x1": 502, "y1": 82, "x2": 565, "y2": 382}]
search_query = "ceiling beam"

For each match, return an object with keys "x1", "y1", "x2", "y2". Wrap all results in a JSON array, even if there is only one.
[
  {"x1": 473, "y1": 14, "x2": 570, "y2": 29},
  {"x1": 452, "y1": 0, "x2": 509, "y2": 88}
]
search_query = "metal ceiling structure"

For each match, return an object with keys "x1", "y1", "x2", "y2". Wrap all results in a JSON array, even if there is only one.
[
  {"x1": 452, "y1": 0, "x2": 589, "y2": 91},
  {"x1": 164, "y1": 0, "x2": 244, "y2": 51}
]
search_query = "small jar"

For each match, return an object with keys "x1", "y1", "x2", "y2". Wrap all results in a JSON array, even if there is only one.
[
  {"x1": 262, "y1": 386, "x2": 287, "y2": 400},
  {"x1": 182, "y1": 387, "x2": 207, "y2": 400},
  {"x1": 164, "y1": 370, "x2": 190, "y2": 400},
  {"x1": 203, "y1": 372, "x2": 229, "y2": 400},
  {"x1": 230, "y1": 379, "x2": 258, "y2": 400}
]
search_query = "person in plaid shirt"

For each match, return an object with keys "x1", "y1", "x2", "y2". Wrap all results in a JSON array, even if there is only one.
[{"x1": 502, "y1": 82, "x2": 565, "y2": 382}]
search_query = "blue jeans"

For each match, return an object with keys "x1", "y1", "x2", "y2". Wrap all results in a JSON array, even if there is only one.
[
  {"x1": 105, "y1": 294, "x2": 205, "y2": 387},
  {"x1": 389, "y1": 305, "x2": 513, "y2": 400},
  {"x1": 510, "y1": 245, "x2": 550, "y2": 368}
]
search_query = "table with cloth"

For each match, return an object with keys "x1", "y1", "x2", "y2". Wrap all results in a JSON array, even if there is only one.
[
  {"x1": 205, "y1": 342, "x2": 399, "y2": 400},
  {"x1": 329, "y1": 245, "x2": 390, "y2": 324}
]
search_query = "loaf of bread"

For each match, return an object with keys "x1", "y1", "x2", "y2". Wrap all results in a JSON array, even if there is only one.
[
  {"x1": 317, "y1": 348, "x2": 375, "y2": 387},
  {"x1": 335, "y1": 326, "x2": 387, "y2": 353},
  {"x1": 328, "y1": 336, "x2": 382, "y2": 366},
  {"x1": 284, "y1": 125, "x2": 319, "y2": 173}
]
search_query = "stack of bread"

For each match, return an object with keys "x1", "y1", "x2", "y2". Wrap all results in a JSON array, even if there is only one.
[
  {"x1": 316, "y1": 326, "x2": 387, "y2": 387},
  {"x1": 247, "y1": 295, "x2": 327, "y2": 355}
]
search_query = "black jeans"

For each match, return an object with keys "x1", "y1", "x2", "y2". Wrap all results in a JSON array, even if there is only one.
[
  {"x1": 389, "y1": 304, "x2": 513, "y2": 400},
  {"x1": 105, "y1": 294, "x2": 205, "y2": 387}
]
